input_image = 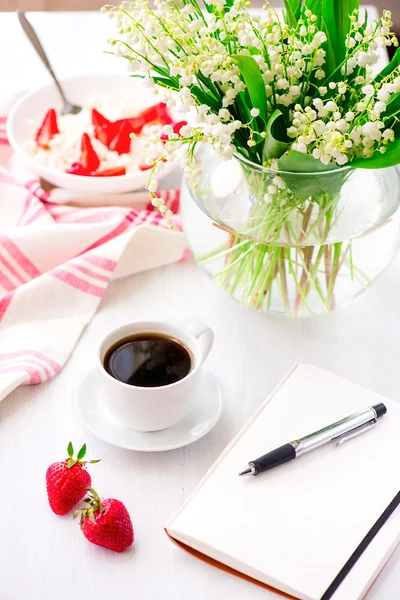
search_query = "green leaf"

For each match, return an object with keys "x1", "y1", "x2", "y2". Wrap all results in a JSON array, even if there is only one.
[
  {"x1": 131, "y1": 74, "x2": 181, "y2": 93},
  {"x1": 66, "y1": 459, "x2": 76, "y2": 469},
  {"x1": 88, "y1": 508, "x2": 96, "y2": 524},
  {"x1": 284, "y1": 0, "x2": 302, "y2": 26},
  {"x1": 88, "y1": 488, "x2": 100, "y2": 501},
  {"x1": 189, "y1": 84, "x2": 221, "y2": 112},
  {"x1": 77, "y1": 444, "x2": 87, "y2": 461},
  {"x1": 384, "y1": 93, "x2": 400, "y2": 119},
  {"x1": 335, "y1": 0, "x2": 359, "y2": 66},
  {"x1": 319, "y1": 0, "x2": 359, "y2": 76},
  {"x1": 351, "y1": 148, "x2": 400, "y2": 169},
  {"x1": 283, "y1": 0, "x2": 299, "y2": 28},
  {"x1": 236, "y1": 90, "x2": 253, "y2": 124},
  {"x1": 304, "y1": 0, "x2": 321, "y2": 26},
  {"x1": 321, "y1": 0, "x2": 338, "y2": 66},
  {"x1": 321, "y1": 17, "x2": 336, "y2": 77},
  {"x1": 89, "y1": 459, "x2": 101, "y2": 464},
  {"x1": 351, "y1": 140, "x2": 400, "y2": 169},
  {"x1": 151, "y1": 76, "x2": 180, "y2": 91},
  {"x1": 373, "y1": 47, "x2": 400, "y2": 85},
  {"x1": 262, "y1": 110, "x2": 290, "y2": 161},
  {"x1": 278, "y1": 151, "x2": 344, "y2": 197},
  {"x1": 278, "y1": 150, "x2": 339, "y2": 173},
  {"x1": 67, "y1": 442, "x2": 73, "y2": 458},
  {"x1": 233, "y1": 55, "x2": 267, "y2": 123}
]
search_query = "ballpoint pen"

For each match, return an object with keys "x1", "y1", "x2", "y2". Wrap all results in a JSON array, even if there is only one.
[{"x1": 239, "y1": 403, "x2": 387, "y2": 476}]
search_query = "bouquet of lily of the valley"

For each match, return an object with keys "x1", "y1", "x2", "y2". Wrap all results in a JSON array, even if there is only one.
[{"x1": 104, "y1": 0, "x2": 400, "y2": 316}]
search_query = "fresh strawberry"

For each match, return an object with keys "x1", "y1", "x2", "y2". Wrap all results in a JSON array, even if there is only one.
[
  {"x1": 91, "y1": 104, "x2": 173, "y2": 153},
  {"x1": 108, "y1": 120, "x2": 132, "y2": 155},
  {"x1": 46, "y1": 442, "x2": 100, "y2": 516},
  {"x1": 115, "y1": 116, "x2": 146, "y2": 135},
  {"x1": 95, "y1": 167, "x2": 126, "y2": 177},
  {"x1": 139, "y1": 102, "x2": 173, "y2": 125},
  {"x1": 92, "y1": 109, "x2": 118, "y2": 147},
  {"x1": 35, "y1": 108, "x2": 59, "y2": 148},
  {"x1": 66, "y1": 162, "x2": 91, "y2": 176},
  {"x1": 76, "y1": 488, "x2": 134, "y2": 553},
  {"x1": 81, "y1": 133, "x2": 100, "y2": 172},
  {"x1": 173, "y1": 120, "x2": 188, "y2": 135}
]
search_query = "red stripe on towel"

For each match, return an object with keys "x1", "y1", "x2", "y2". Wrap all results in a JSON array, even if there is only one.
[
  {"x1": 51, "y1": 268, "x2": 106, "y2": 298},
  {"x1": 83, "y1": 253, "x2": 117, "y2": 272},
  {"x1": 0, "y1": 237, "x2": 41, "y2": 279}
]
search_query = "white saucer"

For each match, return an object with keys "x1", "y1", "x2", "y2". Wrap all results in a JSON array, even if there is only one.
[{"x1": 76, "y1": 369, "x2": 223, "y2": 452}]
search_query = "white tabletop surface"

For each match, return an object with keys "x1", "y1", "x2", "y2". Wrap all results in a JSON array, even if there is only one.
[{"x1": 0, "y1": 9, "x2": 399, "y2": 600}]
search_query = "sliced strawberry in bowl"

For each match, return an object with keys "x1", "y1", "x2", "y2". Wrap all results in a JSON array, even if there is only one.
[
  {"x1": 139, "y1": 163, "x2": 152, "y2": 171},
  {"x1": 139, "y1": 102, "x2": 173, "y2": 126},
  {"x1": 173, "y1": 120, "x2": 188, "y2": 135},
  {"x1": 115, "y1": 116, "x2": 146, "y2": 136},
  {"x1": 81, "y1": 133, "x2": 100, "y2": 172},
  {"x1": 35, "y1": 108, "x2": 59, "y2": 148},
  {"x1": 66, "y1": 162, "x2": 91, "y2": 176},
  {"x1": 92, "y1": 109, "x2": 118, "y2": 147},
  {"x1": 108, "y1": 121, "x2": 132, "y2": 155},
  {"x1": 95, "y1": 167, "x2": 127, "y2": 177}
]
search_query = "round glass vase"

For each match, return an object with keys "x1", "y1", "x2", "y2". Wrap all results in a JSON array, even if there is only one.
[{"x1": 181, "y1": 145, "x2": 400, "y2": 317}]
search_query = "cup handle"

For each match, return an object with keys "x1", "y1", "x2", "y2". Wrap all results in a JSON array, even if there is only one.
[{"x1": 186, "y1": 322, "x2": 215, "y2": 361}]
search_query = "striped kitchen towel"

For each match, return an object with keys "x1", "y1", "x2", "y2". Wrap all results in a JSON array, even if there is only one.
[{"x1": 0, "y1": 115, "x2": 186, "y2": 402}]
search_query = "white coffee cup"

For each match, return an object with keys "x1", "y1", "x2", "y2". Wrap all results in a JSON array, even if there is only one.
[{"x1": 97, "y1": 320, "x2": 215, "y2": 432}]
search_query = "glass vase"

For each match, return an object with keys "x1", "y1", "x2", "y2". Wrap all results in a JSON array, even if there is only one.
[{"x1": 181, "y1": 145, "x2": 400, "y2": 317}]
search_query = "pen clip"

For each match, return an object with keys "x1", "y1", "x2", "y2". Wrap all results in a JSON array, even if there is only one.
[{"x1": 335, "y1": 418, "x2": 378, "y2": 446}]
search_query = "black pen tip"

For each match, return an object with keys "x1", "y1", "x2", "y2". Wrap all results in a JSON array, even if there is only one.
[{"x1": 373, "y1": 403, "x2": 387, "y2": 418}]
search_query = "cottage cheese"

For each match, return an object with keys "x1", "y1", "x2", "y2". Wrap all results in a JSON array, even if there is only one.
[{"x1": 25, "y1": 99, "x2": 164, "y2": 175}]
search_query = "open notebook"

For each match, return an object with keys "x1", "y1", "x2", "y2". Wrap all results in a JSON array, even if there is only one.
[{"x1": 166, "y1": 364, "x2": 400, "y2": 600}]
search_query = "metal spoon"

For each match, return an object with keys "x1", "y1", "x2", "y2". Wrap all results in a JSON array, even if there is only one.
[{"x1": 17, "y1": 11, "x2": 81, "y2": 115}]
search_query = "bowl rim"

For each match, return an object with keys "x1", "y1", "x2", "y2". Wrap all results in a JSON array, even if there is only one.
[{"x1": 6, "y1": 72, "x2": 175, "y2": 182}]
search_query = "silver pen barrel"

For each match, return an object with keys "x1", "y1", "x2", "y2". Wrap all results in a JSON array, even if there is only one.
[{"x1": 292, "y1": 407, "x2": 377, "y2": 456}]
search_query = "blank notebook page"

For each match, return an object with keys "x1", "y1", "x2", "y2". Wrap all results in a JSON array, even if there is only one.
[{"x1": 166, "y1": 364, "x2": 400, "y2": 600}]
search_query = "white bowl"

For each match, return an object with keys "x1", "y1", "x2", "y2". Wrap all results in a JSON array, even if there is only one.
[{"x1": 7, "y1": 73, "x2": 178, "y2": 195}]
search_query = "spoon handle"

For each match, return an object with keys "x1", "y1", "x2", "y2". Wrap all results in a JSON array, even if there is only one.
[{"x1": 17, "y1": 11, "x2": 67, "y2": 104}]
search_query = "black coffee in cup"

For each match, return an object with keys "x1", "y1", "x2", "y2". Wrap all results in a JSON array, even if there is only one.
[{"x1": 104, "y1": 333, "x2": 193, "y2": 387}]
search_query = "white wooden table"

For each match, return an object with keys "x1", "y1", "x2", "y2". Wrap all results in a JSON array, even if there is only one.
[{"x1": 0, "y1": 10, "x2": 399, "y2": 600}]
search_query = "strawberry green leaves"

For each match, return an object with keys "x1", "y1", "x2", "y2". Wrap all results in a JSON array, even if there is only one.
[
  {"x1": 263, "y1": 110, "x2": 290, "y2": 161},
  {"x1": 65, "y1": 442, "x2": 101, "y2": 469},
  {"x1": 234, "y1": 55, "x2": 267, "y2": 123},
  {"x1": 67, "y1": 442, "x2": 74, "y2": 458},
  {"x1": 77, "y1": 444, "x2": 87, "y2": 461}
]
